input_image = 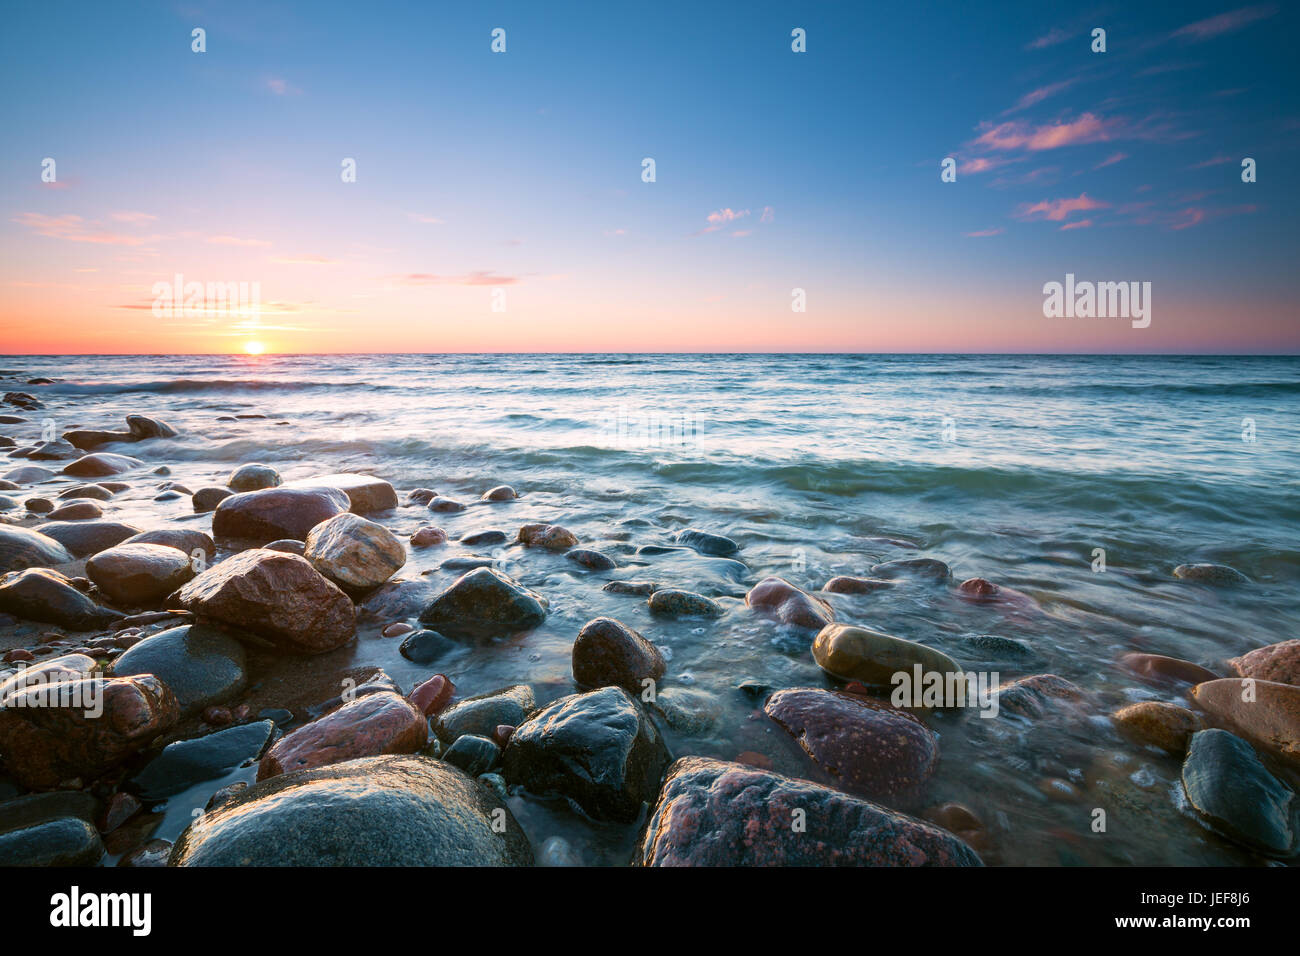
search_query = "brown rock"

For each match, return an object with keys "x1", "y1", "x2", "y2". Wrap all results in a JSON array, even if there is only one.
[
  {"x1": 1230, "y1": 640, "x2": 1300, "y2": 687},
  {"x1": 745, "y1": 577, "x2": 834, "y2": 630},
  {"x1": 822, "y1": 575, "x2": 894, "y2": 594},
  {"x1": 764, "y1": 687, "x2": 939, "y2": 802},
  {"x1": 410, "y1": 526, "x2": 447, "y2": 547},
  {"x1": 86, "y1": 543, "x2": 195, "y2": 607},
  {"x1": 1112, "y1": 701, "x2": 1202, "y2": 755},
  {"x1": 45, "y1": 500, "x2": 104, "y2": 521},
  {"x1": 571, "y1": 617, "x2": 665, "y2": 693},
  {"x1": 410, "y1": 674, "x2": 454, "y2": 716},
  {"x1": 257, "y1": 690, "x2": 427, "y2": 779},
  {"x1": 517, "y1": 523, "x2": 579, "y2": 551},
  {"x1": 211, "y1": 486, "x2": 351, "y2": 547},
  {"x1": 61, "y1": 453, "x2": 143, "y2": 478},
  {"x1": 174, "y1": 549, "x2": 356, "y2": 654},
  {"x1": 1120, "y1": 652, "x2": 1219, "y2": 688},
  {"x1": 282, "y1": 473, "x2": 398, "y2": 513},
  {"x1": 1190, "y1": 678, "x2": 1300, "y2": 768}
]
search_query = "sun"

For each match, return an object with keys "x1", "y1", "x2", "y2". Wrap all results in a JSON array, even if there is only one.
[{"x1": 243, "y1": 340, "x2": 266, "y2": 355}]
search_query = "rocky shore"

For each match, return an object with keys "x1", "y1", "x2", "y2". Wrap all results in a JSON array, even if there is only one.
[{"x1": 0, "y1": 392, "x2": 1297, "y2": 867}]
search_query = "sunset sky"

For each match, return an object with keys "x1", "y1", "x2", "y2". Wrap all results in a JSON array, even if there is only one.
[{"x1": 1, "y1": 0, "x2": 1296, "y2": 354}]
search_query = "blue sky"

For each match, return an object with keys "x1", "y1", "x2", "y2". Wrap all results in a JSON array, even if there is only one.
[{"x1": 1, "y1": 0, "x2": 1296, "y2": 352}]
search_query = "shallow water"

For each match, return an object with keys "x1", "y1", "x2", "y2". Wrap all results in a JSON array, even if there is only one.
[{"x1": 4, "y1": 353, "x2": 1299, "y2": 865}]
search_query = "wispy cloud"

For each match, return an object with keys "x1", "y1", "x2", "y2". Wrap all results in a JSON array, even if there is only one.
[
  {"x1": 973, "y1": 112, "x2": 1119, "y2": 151},
  {"x1": 1014, "y1": 192, "x2": 1109, "y2": 222},
  {"x1": 270, "y1": 254, "x2": 338, "y2": 265},
  {"x1": 1026, "y1": 27, "x2": 1072, "y2": 50},
  {"x1": 1173, "y1": 5, "x2": 1276, "y2": 41},
  {"x1": 1059, "y1": 219, "x2": 1094, "y2": 231},
  {"x1": 13, "y1": 212, "x2": 156, "y2": 246},
  {"x1": 1004, "y1": 79, "x2": 1077, "y2": 115},
  {"x1": 209, "y1": 235, "x2": 272, "y2": 247},
  {"x1": 265, "y1": 76, "x2": 302, "y2": 96},
  {"x1": 109, "y1": 211, "x2": 158, "y2": 224},
  {"x1": 1187, "y1": 155, "x2": 1234, "y2": 169},
  {"x1": 1094, "y1": 152, "x2": 1128, "y2": 169},
  {"x1": 408, "y1": 213, "x2": 444, "y2": 225},
  {"x1": 694, "y1": 207, "x2": 751, "y2": 236},
  {"x1": 965, "y1": 228, "x2": 1004, "y2": 238},
  {"x1": 389, "y1": 271, "x2": 519, "y2": 286}
]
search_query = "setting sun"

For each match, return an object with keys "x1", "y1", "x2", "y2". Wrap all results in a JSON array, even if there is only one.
[{"x1": 243, "y1": 340, "x2": 265, "y2": 355}]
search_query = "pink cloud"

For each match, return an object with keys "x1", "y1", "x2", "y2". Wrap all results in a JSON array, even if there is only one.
[
  {"x1": 1004, "y1": 79, "x2": 1076, "y2": 114},
  {"x1": 390, "y1": 272, "x2": 519, "y2": 286},
  {"x1": 1094, "y1": 152, "x2": 1128, "y2": 169},
  {"x1": 12, "y1": 212, "x2": 155, "y2": 246},
  {"x1": 1026, "y1": 27, "x2": 1072, "y2": 50},
  {"x1": 965, "y1": 228, "x2": 1004, "y2": 238},
  {"x1": 760, "y1": 206, "x2": 774, "y2": 223},
  {"x1": 270, "y1": 254, "x2": 338, "y2": 265},
  {"x1": 209, "y1": 235, "x2": 272, "y2": 247},
  {"x1": 1173, "y1": 5, "x2": 1276, "y2": 41},
  {"x1": 973, "y1": 112, "x2": 1118, "y2": 152},
  {"x1": 1059, "y1": 219, "x2": 1094, "y2": 231},
  {"x1": 1015, "y1": 192, "x2": 1109, "y2": 222}
]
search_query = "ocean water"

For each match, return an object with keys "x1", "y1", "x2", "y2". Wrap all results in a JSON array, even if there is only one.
[{"x1": 4, "y1": 353, "x2": 1299, "y2": 865}]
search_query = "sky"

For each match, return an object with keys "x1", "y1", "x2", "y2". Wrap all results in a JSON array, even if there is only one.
[{"x1": 0, "y1": 0, "x2": 1296, "y2": 354}]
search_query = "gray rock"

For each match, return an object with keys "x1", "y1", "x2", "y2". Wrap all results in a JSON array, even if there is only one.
[
  {"x1": 1174, "y1": 563, "x2": 1250, "y2": 586},
  {"x1": 0, "y1": 568, "x2": 118, "y2": 629},
  {"x1": 129, "y1": 721, "x2": 275, "y2": 800},
  {"x1": 168, "y1": 754, "x2": 533, "y2": 866},
  {"x1": 0, "y1": 792, "x2": 103, "y2": 866},
  {"x1": 417, "y1": 567, "x2": 548, "y2": 640},
  {"x1": 434, "y1": 684, "x2": 535, "y2": 744},
  {"x1": 674, "y1": 528, "x2": 739, "y2": 556},
  {"x1": 34, "y1": 520, "x2": 140, "y2": 558},
  {"x1": 111, "y1": 623, "x2": 248, "y2": 717},
  {"x1": 0, "y1": 524, "x2": 73, "y2": 573},
  {"x1": 1181, "y1": 729, "x2": 1294, "y2": 856},
  {"x1": 442, "y1": 734, "x2": 500, "y2": 776},
  {"x1": 227, "y1": 463, "x2": 282, "y2": 492}
]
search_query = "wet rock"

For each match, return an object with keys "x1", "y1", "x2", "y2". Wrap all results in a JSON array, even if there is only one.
[
  {"x1": 1181, "y1": 729, "x2": 1293, "y2": 855},
  {"x1": 170, "y1": 755, "x2": 533, "y2": 866},
  {"x1": 27, "y1": 439, "x2": 79, "y2": 461},
  {"x1": 746, "y1": 577, "x2": 834, "y2": 630},
  {"x1": 4, "y1": 465, "x2": 56, "y2": 483},
  {"x1": 603, "y1": 580, "x2": 656, "y2": 596},
  {"x1": 653, "y1": 687, "x2": 720, "y2": 735},
  {"x1": 635, "y1": 757, "x2": 982, "y2": 866},
  {"x1": 64, "y1": 415, "x2": 177, "y2": 449},
  {"x1": 438, "y1": 557, "x2": 494, "y2": 572},
  {"x1": 993, "y1": 674, "x2": 1087, "y2": 719},
  {"x1": 956, "y1": 577, "x2": 1039, "y2": 611},
  {"x1": 110, "y1": 623, "x2": 248, "y2": 717},
  {"x1": 265, "y1": 538, "x2": 305, "y2": 555},
  {"x1": 0, "y1": 568, "x2": 119, "y2": 629},
  {"x1": 482, "y1": 485, "x2": 517, "y2": 502},
  {"x1": 1120, "y1": 652, "x2": 1219, "y2": 688},
  {"x1": 461, "y1": 529, "x2": 508, "y2": 546},
  {"x1": 410, "y1": 526, "x2": 446, "y2": 547},
  {"x1": 0, "y1": 792, "x2": 103, "y2": 866},
  {"x1": 434, "y1": 684, "x2": 535, "y2": 744},
  {"x1": 62, "y1": 453, "x2": 143, "y2": 478},
  {"x1": 921, "y1": 802, "x2": 989, "y2": 852},
  {"x1": 86, "y1": 543, "x2": 196, "y2": 607},
  {"x1": 129, "y1": 721, "x2": 276, "y2": 800},
  {"x1": 99, "y1": 792, "x2": 141, "y2": 833},
  {"x1": 406, "y1": 488, "x2": 438, "y2": 505},
  {"x1": 417, "y1": 567, "x2": 547, "y2": 640},
  {"x1": 227, "y1": 463, "x2": 281, "y2": 492},
  {"x1": 175, "y1": 549, "x2": 356, "y2": 655},
  {"x1": 282, "y1": 473, "x2": 398, "y2": 513},
  {"x1": 502, "y1": 686, "x2": 669, "y2": 822},
  {"x1": 812, "y1": 623, "x2": 962, "y2": 687},
  {"x1": 35, "y1": 520, "x2": 140, "y2": 558},
  {"x1": 957, "y1": 633, "x2": 1041, "y2": 666},
  {"x1": 428, "y1": 496, "x2": 466, "y2": 513},
  {"x1": 121, "y1": 529, "x2": 215, "y2": 563},
  {"x1": 304, "y1": 512, "x2": 406, "y2": 593},
  {"x1": 0, "y1": 675, "x2": 179, "y2": 789},
  {"x1": 765, "y1": 688, "x2": 939, "y2": 801},
  {"x1": 59, "y1": 483, "x2": 114, "y2": 500},
  {"x1": 823, "y1": 575, "x2": 895, "y2": 594},
  {"x1": 517, "y1": 523, "x2": 579, "y2": 551},
  {"x1": 1190, "y1": 678, "x2": 1300, "y2": 768},
  {"x1": 1174, "y1": 563, "x2": 1249, "y2": 586},
  {"x1": 411, "y1": 674, "x2": 455, "y2": 716},
  {"x1": 1230, "y1": 640, "x2": 1300, "y2": 687},
  {"x1": 399, "y1": 628, "x2": 458, "y2": 665},
  {"x1": 0, "y1": 524, "x2": 73, "y2": 573},
  {"x1": 648, "y1": 588, "x2": 723, "y2": 618},
  {"x1": 572, "y1": 616, "x2": 665, "y2": 694},
  {"x1": 870, "y1": 557, "x2": 952, "y2": 582},
  {"x1": 1112, "y1": 701, "x2": 1202, "y2": 755},
  {"x1": 191, "y1": 487, "x2": 233, "y2": 513},
  {"x1": 24, "y1": 497, "x2": 54, "y2": 514},
  {"x1": 673, "y1": 528, "x2": 739, "y2": 556},
  {"x1": 443, "y1": 734, "x2": 500, "y2": 776},
  {"x1": 258, "y1": 691, "x2": 427, "y2": 779},
  {"x1": 211, "y1": 486, "x2": 351, "y2": 547},
  {"x1": 566, "y1": 548, "x2": 616, "y2": 570}
]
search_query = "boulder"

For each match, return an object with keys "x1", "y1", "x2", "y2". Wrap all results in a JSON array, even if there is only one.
[
  {"x1": 0, "y1": 524, "x2": 73, "y2": 573},
  {"x1": 812, "y1": 623, "x2": 962, "y2": 687},
  {"x1": 502, "y1": 686, "x2": 669, "y2": 822},
  {"x1": 227, "y1": 463, "x2": 281, "y2": 492},
  {"x1": 283, "y1": 473, "x2": 398, "y2": 513},
  {"x1": 86, "y1": 543, "x2": 196, "y2": 606},
  {"x1": 1190, "y1": 678, "x2": 1300, "y2": 768},
  {"x1": 647, "y1": 588, "x2": 723, "y2": 618},
  {"x1": 746, "y1": 577, "x2": 834, "y2": 629},
  {"x1": 110, "y1": 623, "x2": 248, "y2": 717},
  {"x1": 211, "y1": 486, "x2": 350, "y2": 547},
  {"x1": 169, "y1": 755, "x2": 533, "y2": 866},
  {"x1": 434, "y1": 684, "x2": 535, "y2": 744},
  {"x1": 417, "y1": 567, "x2": 547, "y2": 640},
  {"x1": 62, "y1": 453, "x2": 143, "y2": 478},
  {"x1": 304, "y1": 512, "x2": 406, "y2": 593},
  {"x1": 571, "y1": 617, "x2": 665, "y2": 694},
  {"x1": 129, "y1": 720, "x2": 275, "y2": 800},
  {"x1": 0, "y1": 675, "x2": 179, "y2": 789},
  {"x1": 635, "y1": 757, "x2": 982, "y2": 866},
  {"x1": 257, "y1": 691, "x2": 428, "y2": 779},
  {"x1": 175, "y1": 549, "x2": 356, "y2": 655},
  {"x1": 1181, "y1": 729, "x2": 1293, "y2": 856},
  {"x1": 35, "y1": 520, "x2": 140, "y2": 558},
  {"x1": 765, "y1": 688, "x2": 939, "y2": 801},
  {"x1": 1230, "y1": 640, "x2": 1300, "y2": 687},
  {"x1": 0, "y1": 568, "x2": 118, "y2": 629},
  {"x1": 673, "y1": 528, "x2": 739, "y2": 556},
  {"x1": 517, "y1": 523, "x2": 579, "y2": 551}
]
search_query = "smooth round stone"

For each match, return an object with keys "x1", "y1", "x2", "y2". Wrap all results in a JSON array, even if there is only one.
[
  {"x1": 1230, "y1": 640, "x2": 1300, "y2": 686},
  {"x1": 1112, "y1": 701, "x2": 1202, "y2": 755},
  {"x1": 673, "y1": 528, "x2": 739, "y2": 556},
  {"x1": 58, "y1": 484, "x2": 113, "y2": 501},
  {"x1": 0, "y1": 495, "x2": 15, "y2": 510},
  {"x1": 571, "y1": 617, "x2": 665, "y2": 694},
  {"x1": 1190, "y1": 678, "x2": 1300, "y2": 768},
  {"x1": 0, "y1": 524, "x2": 73, "y2": 573},
  {"x1": 406, "y1": 488, "x2": 438, "y2": 505},
  {"x1": 647, "y1": 588, "x2": 723, "y2": 618},
  {"x1": 281, "y1": 473, "x2": 398, "y2": 513},
  {"x1": 0, "y1": 568, "x2": 119, "y2": 629},
  {"x1": 869, "y1": 558, "x2": 952, "y2": 582},
  {"x1": 399, "y1": 629, "x2": 458, "y2": 665},
  {"x1": 121, "y1": 528, "x2": 215, "y2": 563},
  {"x1": 169, "y1": 755, "x2": 533, "y2": 866},
  {"x1": 35, "y1": 521, "x2": 140, "y2": 558},
  {"x1": 227, "y1": 463, "x2": 282, "y2": 492},
  {"x1": 823, "y1": 575, "x2": 895, "y2": 594},
  {"x1": 992, "y1": 674, "x2": 1086, "y2": 719},
  {"x1": 410, "y1": 526, "x2": 447, "y2": 547},
  {"x1": 1120, "y1": 652, "x2": 1219, "y2": 687},
  {"x1": 746, "y1": 577, "x2": 834, "y2": 629},
  {"x1": 0, "y1": 799, "x2": 104, "y2": 866},
  {"x1": 256, "y1": 692, "x2": 427, "y2": 780},
  {"x1": 460, "y1": 529, "x2": 508, "y2": 546},
  {"x1": 1173, "y1": 563, "x2": 1249, "y2": 586},
  {"x1": 417, "y1": 567, "x2": 547, "y2": 640},
  {"x1": 191, "y1": 487, "x2": 233, "y2": 512},
  {"x1": 442, "y1": 734, "x2": 500, "y2": 776},
  {"x1": 653, "y1": 687, "x2": 720, "y2": 735},
  {"x1": 24, "y1": 497, "x2": 54, "y2": 514},
  {"x1": 111, "y1": 623, "x2": 248, "y2": 717},
  {"x1": 1181, "y1": 729, "x2": 1293, "y2": 856},
  {"x1": 481, "y1": 485, "x2": 517, "y2": 502},
  {"x1": 5, "y1": 465, "x2": 57, "y2": 483},
  {"x1": 426, "y1": 496, "x2": 464, "y2": 514},
  {"x1": 603, "y1": 580, "x2": 656, "y2": 596},
  {"x1": 517, "y1": 523, "x2": 579, "y2": 551},
  {"x1": 86, "y1": 543, "x2": 195, "y2": 607},
  {"x1": 304, "y1": 512, "x2": 406, "y2": 592},
  {"x1": 812, "y1": 623, "x2": 962, "y2": 688},
  {"x1": 264, "y1": 538, "x2": 306, "y2": 555},
  {"x1": 434, "y1": 684, "x2": 535, "y2": 744},
  {"x1": 566, "y1": 548, "x2": 616, "y2": 571},
  {"x1": 128, "y1": 720, "x2": 275, "y2": 800},
  {"x1": 62, "y1": 453, "x2": 143, "y2": 478},
  {"x1": 211, "y1": 486, "x2": 350, "y2": 547}
]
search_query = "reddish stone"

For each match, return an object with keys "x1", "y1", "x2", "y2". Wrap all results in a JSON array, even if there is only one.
[
  {"x1": 411, "y1": 674, "x2": 455, "y2": 716},
  {"x1": 1190, "y1": 678, "x2": 1300, "y2": 768},
  {"x1": 764, "y1": 688, "x2": 938, "y2": 802},
  {"x1": 1120, "y1": 652, "x2": 1219, "y2": 688},
  {"x1": 1230, "y1": 640, "x2": 1300, "y2": 687},
  {"x1": 822, "y1": 576, "x2": 894, "y2": 595},
  {"x1": 493, "y1": 724, "x2": 515, "y2": 748},
  {"x1": 745, "y1": 577, "x2": 834, "y2": 630},
  {"x1": 410, "y1": 526, "x2": 447, "y2": 547},
  {"x1": 735, "y1": 751, "x2": 772, "y2": 769},
  {"x1": 3, "y1": 648, "x2": 34, "y2": 663},
  {"x1": 516, "y1": 523, "x2": 579, "y2": 551},
  {"x1": 203, "y1": 705, "x2": 233, "y2": 726},
  {"x1": 257, "y1": 690, "x2": 427, "y2": 779},
  {"x1": 382, "y1": 622, "x2": 414, "y2": 638},
  {"x1": 98, "y1": 792, "x2": 142, "y2": 833}
]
